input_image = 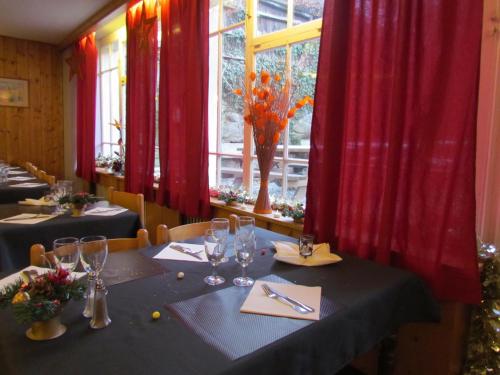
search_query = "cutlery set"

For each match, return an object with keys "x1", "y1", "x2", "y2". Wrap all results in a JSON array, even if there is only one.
[{"x1": 261, "y1": 283, "x2": 315, "y2": 314}]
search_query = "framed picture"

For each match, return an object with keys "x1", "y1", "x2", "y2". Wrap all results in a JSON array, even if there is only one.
[{"x1": 0, "y1": 78, "x2": 29, "y2": 107}]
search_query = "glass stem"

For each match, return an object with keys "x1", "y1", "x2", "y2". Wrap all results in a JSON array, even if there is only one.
[
  {"x1": 211, "y1": 263, "x2": 218, "y2": 278},
  {"x1": 241, "y1": 265, "x2": 247, "y2": 279}
]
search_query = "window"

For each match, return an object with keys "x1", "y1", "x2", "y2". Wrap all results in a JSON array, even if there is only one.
[
  {"x1": 95, "y1": 28, "x2": 127, "y2": 159},
  {"x1": 209, "y1": 0, "x2": 323, "y2": 202}
]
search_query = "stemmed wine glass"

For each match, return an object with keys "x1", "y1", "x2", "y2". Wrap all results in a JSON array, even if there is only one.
[
  {"x1": 52, "y1": 237, "x2": 80, "y2": 272},
  {"x1": 211, "y1": 218, "x2": 229, "y2": 263},
  {"x1": 233, "y1": 232, "x2": 256, "y2": 287},
  {"x1": 79, "y1": 236, "x2": 108, "y2": 319},
  {"x1": 51, "y1": 180, "x2": 73, "y2": 214},
  {"x1": 204, "y1": 229, "x2": 227, "y2": 285}
]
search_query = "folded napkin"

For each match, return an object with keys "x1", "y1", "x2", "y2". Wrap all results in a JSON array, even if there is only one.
[
  {"x1": 0, "y1": 266, "x2": 86, "y2": 292},
  {"x1": 240, "y1": 280, "x2": 321, "y2": 321},
  {"x1": 0, "y1": 213, "x2": 56, "y2": 225},
  {"x1": 18, "y1": 197, "x2": 56, "y2": 206},
  {"x1": 11, "y1": 182, "x2": 47, "y2": 188},
  {"x1": 8, "y1": 171, "x2": 27, "y2": 175},
  {"x1": 8, "y1": 176, "x2": 36, "y2": 181},
  {"x1": 272, "y1": 241, "x2": 342, "y2": 266},
  {"x1": 84, "y1": 207, "x2": 128, "y2": 216},
  {"x1": 7, "y1": 167, "x2": 21, "y2": 170},
  {"x1": 154, "y1": 242, "x2": 208, "y2": 262}
]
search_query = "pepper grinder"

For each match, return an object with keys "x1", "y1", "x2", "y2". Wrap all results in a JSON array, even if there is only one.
[
  {"x1": 82, "y1": 272, "x2": 96, "y2": 318},
  {"x1": 89, "y1": 278, "x2": 111, "y2": 329}
]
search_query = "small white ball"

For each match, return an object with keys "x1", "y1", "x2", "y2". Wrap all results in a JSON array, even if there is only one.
[{"x1": 177, "y1": 272, "x2": 185, "y2": 279}]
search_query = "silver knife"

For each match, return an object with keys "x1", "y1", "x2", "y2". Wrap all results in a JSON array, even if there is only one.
[
  {"x1": 266, "y1": 284, "x2": 315, "y2": 313},
  {"x1": 170, "y1": 244, "x2": 203, "y2": 260}
]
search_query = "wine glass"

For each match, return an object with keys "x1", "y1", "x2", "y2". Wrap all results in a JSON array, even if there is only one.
[
  {"x1": 211, "y1": 218, "x2": 229, "y2": 262},
  {"x1": 204, "y1": 229, "x2": 226, "y2": 286},
  {"x1": 236, "y1": 216, "x2": 255, "y2": 242},
  {"x1": 79, "y1": 236, "x2": 108, "y2": 279},
  {"x1": 233, "y1": 232, "x2": 256, "y2": 287},
  {"x1": 52, "y1": 237, "x2": 80, "y2": 272}
]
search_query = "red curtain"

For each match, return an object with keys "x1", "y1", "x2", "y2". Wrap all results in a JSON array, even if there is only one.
[
  {"x1": 125, "y1": 0, "x2": 158, "y2": 200},
  {"x1": 157, "y1": 0, "x2": 210, "y2": 218},
  {"x1": 305, "y1": 0, "x2": 482, "y2": 304},
  {"x1": 75, "y1": 33, "x2": 97, "y2": 182}
]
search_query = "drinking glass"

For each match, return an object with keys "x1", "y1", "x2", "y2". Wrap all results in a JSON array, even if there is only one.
[
  {"x1": 52, "y1": 180, "x2": 73, "y2": 213},
  {"x1": 233, "y1": 232, "x2": 256, "y2": 287},
  {"x1": 236, "y1": 216, "x2": 255, "y2": 242},
  {"x1": 79, "y1": 236, "x2": 108, "y2": 279},
  {"x1": 211, "y1": 218, "x2": 229, "y2": 262},
  {"x1": 299, "y1": 234, "x2": 314, "y2": 258},
  {"x1": 204, "y1": 229, "x2": 226, "y2": 285},
  {"x1": 52, "y1": 237, "x2": 80, "y2": 272}
]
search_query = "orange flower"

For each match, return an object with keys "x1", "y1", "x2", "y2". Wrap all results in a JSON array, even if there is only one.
[
  {"x1": 279, "y1": 119, "x2": 288, "y2": 130},
  {"x1": 261, "y1": 70, "x2": 270, "y2": 84},
  {"x1": 252, "y1": 87, "x2": 259, "y2": 96},
  {"x1": 250, "y1": 71, "x2": 256, "y2": 81},
  {"x1": 258, "y1": 134, "x2": 265, "y2": 145},
  {"x1": 256, "y1": 118, "x2": 266, "y2": 129},
  {"x1": 307, "y1": 97, "x2": 314, "y2": 106},
  {"x1": 274, "y1": 74, "x2": 281, "y2": 82},
  {"x1": 287, "y1": 108, "x2": 296, "y2": 118},
  {"x1": 272, "y1": 132, "x2": 280, "y2": 144},
  {"x1": 233, "y1": 88, "x2": 242, "y2": 96},
  {"x1": 295, "y1": 101, "x2": 304, "y2": 109},
  {"x1": 244, "y1": 114, "x2": 253, "y2": 124}
]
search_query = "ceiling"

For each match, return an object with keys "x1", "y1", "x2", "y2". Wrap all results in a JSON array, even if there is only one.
[{"x1": 0, "y1": 0, "x2": 114, "y2": 45}]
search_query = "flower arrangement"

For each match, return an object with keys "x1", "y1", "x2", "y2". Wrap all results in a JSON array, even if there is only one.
[
  {"x1": 58, "y1": 192, "x2": 100, "y2": 208},
  {"x1": 94, "y1": 120, "x2": 125, "y2": 175},
  {"x1": 0, "y1": 268, "x2": 85, "y2": 324},
  {"x1": 281, "y1": 202, "x2": 305, "y2": 222},
  {"x1": 211, "y1": 187, "x2": 254, "y2": 206},
  {"x1": 233, "y1": 70, "x2": 312, "y2": 213}
]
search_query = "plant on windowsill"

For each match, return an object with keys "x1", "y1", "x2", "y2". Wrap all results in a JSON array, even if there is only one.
[
  {"x1": 111, "y1": 120, "x2": 125, "y2": 176},
  {"x1": 59, "y1": 192, "x2": 100, "y2": 217},
  {"x1": 281, "y1": 202, "x2": 305, "y2": 224},
  {"x1": 233, "y1": 71, "x2": 313, "y2": 214}
]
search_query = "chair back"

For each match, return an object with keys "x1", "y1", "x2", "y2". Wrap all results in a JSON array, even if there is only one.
[
  {"x1": 25, "y1": 162, "x2": 33, "y2": 173},
  {"x1": 107, "y1": 186, "x2": 145, "y2": 227},
  {"x1": 163, "y1": 222, "x2": 212, "y2": 243}
]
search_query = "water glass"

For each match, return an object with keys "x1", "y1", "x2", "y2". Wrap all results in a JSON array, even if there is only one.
[
  {"x1": 233, "y1": 232, "x2": 256, "y2": 287},
  {"x1": 53, "y1": 237, "x2": 80, "y2": 272},
  {"x1": 299, "y1": 234, "x2": 314, "y2": 258},
  {"x1": 236, "y1": 216, "x2": 255, "y2": 242},
  {"x1": 203, "y1": 229, "x2": 226, "y2": 285},
  {"x1": 79, "y1": 235, "x2": 108, "y2": 277},
  {"x1": 211, "y1": 218, "x2": 229, "y2": 262}
]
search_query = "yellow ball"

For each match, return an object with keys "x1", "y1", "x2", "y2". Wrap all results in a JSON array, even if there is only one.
[
  {"x1": 11, "y1": 291, "x2": 30, "y2": 304},
  {"x1": 151, "y1": 311, "x2": 161, "y2": 320}
]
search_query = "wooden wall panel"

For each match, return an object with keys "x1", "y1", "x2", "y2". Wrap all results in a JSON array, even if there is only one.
[{"x1": 0, "y1": 35, "x2": 63, "y2": 177}]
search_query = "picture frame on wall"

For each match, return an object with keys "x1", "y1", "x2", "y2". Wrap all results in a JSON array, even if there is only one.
[{"x1": 0, "y1": 78, "x2": 29, "y2": 107}]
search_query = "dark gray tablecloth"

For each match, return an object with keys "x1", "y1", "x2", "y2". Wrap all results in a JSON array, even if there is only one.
[
  {"x1": 0, "y1": 169, "x2": 50, "y2": 204},
  {"x1": 0, "y1": 202, "x2": 142, "y2": 271},
  {"x1": 0, "y1": 228, "x2": 439, "y2": 375}
]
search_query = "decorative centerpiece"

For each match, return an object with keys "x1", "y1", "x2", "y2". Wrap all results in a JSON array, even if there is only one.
[
  {"x1": 59, "y1": 192, "x2": 99, "y2": 217},
  {"x1": 0, "y1": 268, "x2": 85, "y2": 340},
  {"x1": 234, "y1": 71, "x2": 312, "y2": 213},
  {"x1": 282, "y1": 202, "x2": 305, "y2": 223}
]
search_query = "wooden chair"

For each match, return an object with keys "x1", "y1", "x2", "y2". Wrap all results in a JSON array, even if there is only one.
[
  {"x1": 45, "y1": 174, "x2": 56, "y2": 186},
  {"x1": 24, "y1": 162, "x2": 33, "y2": 173},
  {"x1": 37, "y1": 170, "x2": 46, "y2": 180},
  {"x1": 30, "y1": 229, "x2": 150, "y2": 266},
  {"x1": 156, "y1": 222, "x2": 212, "y2": 243},
  {"x1": 107, "y1": 187, "x2": 145, "y2": 227}
]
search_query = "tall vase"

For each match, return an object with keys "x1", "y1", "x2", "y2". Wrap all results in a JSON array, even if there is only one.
[
  {"x1": 71, "y1": 203, "x2": 86, "y2": 217},
  {"x1": 254, "y1": 142, "x2": 277, "y2": 214}
]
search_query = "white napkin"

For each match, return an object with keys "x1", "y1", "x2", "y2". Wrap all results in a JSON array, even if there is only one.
[
  {"x1": 0, "y1": 213, "x2": 56, "y2": 225},
  {"x1": 18, "y1": 198, "x2": 57, "y2": 206},
  {"x1": 272, "y1": 241, "x2": 342, "y2": 266},
  {"x1": 11, "y1": 182, "x2": 47, "y2": 188},
  {"x1": 7, "y1": 167, "x2": 21, "y2": 170},
  {"x1": 9, "y1": 176, "x2": 36, "y2": 181},
  {"x1": 0, "y1": 266, "x2": 86, "y2": 292},
  {"x1": 154, "y1": 242, "x2": 208, "y2": 262},
  {"x1": 8, "y1": 171, "x2": 27, "y2": 175},
  {"x1": 84, "y1": 207, "x2": 128, "y2": 216}
]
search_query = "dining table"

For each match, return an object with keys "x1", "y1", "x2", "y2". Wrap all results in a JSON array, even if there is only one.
[
  {"x1": 0, "y1": 228, "x2": 439, "y2": 375},
  {"x1": 0, "y1": 167, "x2": 50, "y2": 204},
  {"x1": 0, "y1": 201, "x2": 142, "y2": 271}
]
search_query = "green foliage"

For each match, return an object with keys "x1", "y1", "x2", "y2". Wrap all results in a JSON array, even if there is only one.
[{"x1": 59, "y1": 192, "x2": 100, "y2": 206}]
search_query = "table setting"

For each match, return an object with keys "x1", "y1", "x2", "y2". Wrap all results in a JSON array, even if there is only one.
[{"x1": 0, "y1": 164, "x2": 50, "y2": 204}]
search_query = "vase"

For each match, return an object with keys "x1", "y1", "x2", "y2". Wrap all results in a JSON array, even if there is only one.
[
  {"x1": 26, "y1": 315, "x2": 66, "y2": 341},
  {"x1": 71, "y1": 204, "x2": 86, "y2": 217},
  {"x1": 293, "y1": 217, "x2": 305, "y2": 224},
  {"x1": 253, "y1": 141, "x2": 277, "y2": 215}
]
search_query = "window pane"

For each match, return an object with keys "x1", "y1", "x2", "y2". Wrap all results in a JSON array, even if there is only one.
[
  {"x1": 257, "y1": 0, "x2": 288, "y2": 35},
  {"x1": 101, "y1": 45, "x2": 110, "y2": 71},
  {"x1": 221, "y1": 156, "x2": 243, "y2": 188},
  {"x1": 101, "y1": 72, "x2": 111, "y2": 144},
  {"x1": 221, "y1": 27, "x2": 245, "y2": 154},
  {"x1": 293, "y1": 0, "x2": 324, "y2": 25},
  {"x1": 223, "y1": 0, "x2": 245, "y2": 27},
  {"x1": 110, "y1": 69, "x2": 120, "y2": 143},
  {"x1": 208, "y1": 35, "x2": 219, "y2": 154},
  {"x1": 209, "y1": 0, "x2": 219, "y2": 33},
  {"x1": 252, "y1": 159, "x2": 283, "y2": 198},
  {"x1": 209, "y1": 154, "x2": 217, "y2": 187},
  {"x1": 286, "y1": 163, "x2": 308, "y2": 202},
  {"x1": 110, "y1": 41, "x2": 119, "y2": 69},
  {"x1": 255, "y1": 46, "x2": 286, "y2": 78},
  {"x1": 289, "y1": 38, "x2": 319, "y2": 153}
]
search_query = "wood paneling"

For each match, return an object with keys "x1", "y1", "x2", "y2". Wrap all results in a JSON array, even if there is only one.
[{"x1": 0, "y1": 35, "x2": 63, "y2": 177}]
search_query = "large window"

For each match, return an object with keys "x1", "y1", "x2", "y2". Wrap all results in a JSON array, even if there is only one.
[
  {"x1": 95, "y1": 28, "x2": 127, "y2": 159},
  {"x1": 209, "y1": 0, "x2": 322, "y2": 202}
]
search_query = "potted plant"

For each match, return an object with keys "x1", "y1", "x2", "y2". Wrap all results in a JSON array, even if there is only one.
[
  {"x1": 0, "y1": 268, "x2": 85, "y2": 340},
  {"x1": 282, "y1": 202, "x2": 305, "y2": 224},
  {"x1": 59, "y1": 192, "x2": 100, "y2": 217}
]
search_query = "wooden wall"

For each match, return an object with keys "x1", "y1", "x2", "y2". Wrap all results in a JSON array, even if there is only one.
[{"x1": 0, "y1": 35, "x2": 63, "y2": 177}]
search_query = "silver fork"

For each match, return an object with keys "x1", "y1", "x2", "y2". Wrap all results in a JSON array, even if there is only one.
[{"x1": 261, "y1": 283, "x2": 311, "y2": 314}]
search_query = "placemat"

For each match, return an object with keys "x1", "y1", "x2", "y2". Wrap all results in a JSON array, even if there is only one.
[
  {"x1": 102, "y1": 250, "x2": 166, "y2": 286},
  {"x1": 165, "y1": 274, "x2": 339, "y2": 360}
]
